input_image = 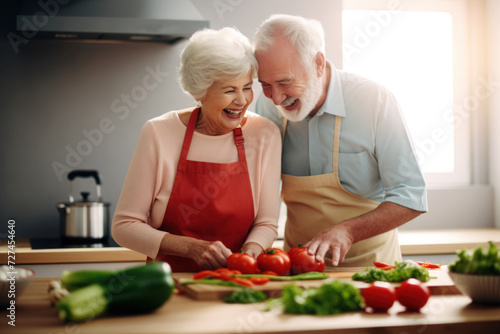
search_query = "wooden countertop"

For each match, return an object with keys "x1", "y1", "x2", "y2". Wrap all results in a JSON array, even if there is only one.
[
  {"x1": 0, "y1": 239, "x2": 146, "y2": 264},
  {"x1": 1, "y1": 228, "x2": 499, "y2": 265},
  {"x1": 1, "y1": 277, "x2": 499, "y2": 334}
]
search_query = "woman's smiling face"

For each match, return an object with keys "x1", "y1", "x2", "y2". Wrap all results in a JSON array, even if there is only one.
[{"x1": 197, "y1": 72, "x2": 253, "y2": 135}]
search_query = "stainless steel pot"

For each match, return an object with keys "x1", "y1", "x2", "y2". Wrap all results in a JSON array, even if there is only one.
[{"x1": 57, "y1": 170, "x2": 110, "y2": 240}]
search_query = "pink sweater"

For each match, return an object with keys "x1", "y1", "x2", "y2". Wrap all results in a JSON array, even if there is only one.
[{"x1": 112, "y1": 109, "x2": 282, "y2": 260}]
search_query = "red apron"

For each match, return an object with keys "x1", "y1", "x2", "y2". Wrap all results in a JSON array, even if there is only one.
[{"x1": 151, "y1": 107, "x2": 255, "y2": 272}]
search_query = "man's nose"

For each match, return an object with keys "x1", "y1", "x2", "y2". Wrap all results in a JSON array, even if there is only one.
[{"x1": 271, "y1": 86, "x2": 285, "y2": 106}]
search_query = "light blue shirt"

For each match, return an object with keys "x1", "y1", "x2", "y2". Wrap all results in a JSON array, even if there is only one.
[{"x1": 255, "y1": 62, "x2": 428, "y2": 212}]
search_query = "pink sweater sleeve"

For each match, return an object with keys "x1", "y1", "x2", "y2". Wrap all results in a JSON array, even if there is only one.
[
  {"x1": 111, "y1": 120, "x2": 167, "y2": 259},
  {"x1": 112, "y1": 111, "x2": 281, "y2": 259}
]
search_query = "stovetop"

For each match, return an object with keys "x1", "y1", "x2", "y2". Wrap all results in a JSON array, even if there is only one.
[{"x1": 30, "y1": 237, "x2": 120, "y2": 249}]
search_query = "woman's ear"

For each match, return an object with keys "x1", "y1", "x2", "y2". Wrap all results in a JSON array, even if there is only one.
[{"x1": 314, "y1": 52, "x2": 326, "y2": 77}]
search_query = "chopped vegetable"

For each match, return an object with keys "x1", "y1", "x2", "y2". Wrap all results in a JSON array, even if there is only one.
[
  {"x1": 249, "y1": 277, "x2": 270, "y2": 285},
  {"x1": 223, "y1": 288, "x2": 267, "y2": 303},
  {"x1": 352, "y1": 260, "x2": 430, "y2": 283},
  {"x1": 189, "y1": 270, "x2": 254, "y2": 287},
  {"x1": 266, "y1": 280, "x2": 363, "y2": 315},
  {"x1": 237, "y1": 271, "x2": 327, "y2": 281},
  {"x1": 56, "y1": 262, "x2": 174, "y2": 322},
  {"x1": 448, "y1": 241, "x2": 500, "y2": 275},
  {"x1": 373, "y1": 262, "x2": 396, "y2": 270},
  {"x1": 415, "y1": 261, "x2": 442, "y2": 269},
  {"x1": 179, "y1": 278, "x2": 249, "y2": 288}
]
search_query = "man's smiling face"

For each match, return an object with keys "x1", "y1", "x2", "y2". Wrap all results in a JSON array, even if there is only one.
[{"x1": 256, "y1": 37, "x2": 323, "y2": 122}]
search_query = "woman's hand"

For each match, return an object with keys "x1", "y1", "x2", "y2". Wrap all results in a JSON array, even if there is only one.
[
  {"x1": 188, "y1": 239, "x2": 233, "y2": 269},
  {"x1": 241, "y1": 242, "x2": 264, "y2": 259}
]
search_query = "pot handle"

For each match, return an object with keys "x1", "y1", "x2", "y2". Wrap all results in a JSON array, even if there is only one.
[
  {"x1": 67, "y1": 170, "x2": 102, "y2": 202},
  {"x1": 68, "y1": 170, "x2": 102, "y2": 184}
]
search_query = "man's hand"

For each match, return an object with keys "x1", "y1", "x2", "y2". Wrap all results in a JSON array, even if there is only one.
[
  {"x1": 303, "y1": 223, "x2": 353, "y2": 266},
  {"x1": 303, "y1": 202, "x2": 423, "y2": 267}
]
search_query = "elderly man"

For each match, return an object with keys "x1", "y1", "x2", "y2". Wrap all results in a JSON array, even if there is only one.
[{"x1": 254, "y1": 14, "x2": 427, "y2": 267}]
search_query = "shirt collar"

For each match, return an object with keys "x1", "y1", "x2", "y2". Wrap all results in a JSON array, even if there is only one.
[{"x1": 309, "y1": 60, "x2": 346, "y2": 119}]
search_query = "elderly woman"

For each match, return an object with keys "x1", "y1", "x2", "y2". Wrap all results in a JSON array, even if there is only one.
[{"x1": 112, "y1": 27, "x2": 282, "y2": 272}]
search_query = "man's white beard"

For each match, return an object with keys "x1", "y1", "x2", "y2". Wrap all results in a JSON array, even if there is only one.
[{"x1": 277, "y1": 73, "x2": 322, "y2": 122}]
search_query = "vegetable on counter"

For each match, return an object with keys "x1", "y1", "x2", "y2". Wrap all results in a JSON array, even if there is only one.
[
  {"x1": 180, "y1": 278, "x2": 251, "y2": 288},
  {"x1": 227, "y1": 252, "x2": 258, "y2": 274},
  {"x1": 448, "y1": 241, "x2": 500, "y2": 275},
  {"x1": 181, "y1": 269, "x2": 328, "y2": 288},
  {"x1": 288, "y1": 244, "x2": 325, "y2": 274},
  {"x1": 352, "y1": 260, "x2": 430, "y2": 283},
  {"x1": 257, "y1": 248, "x2": 291, "y2": 276},
  {"x1": 396, "y1": 278, "x2": 431, "y2": 311},
  {"x1": 47, "y1": 280, "x2": 69, "y2": 306},
  {"x1": 223, "y1": 288, "x2": 267, "y2": 304},
  {"x1": 374, "y1": 260, "x2": 442, "y2": 271},
  {"x1": 237, "y1": 271, "x2": 327, "y2": 281},
  {"x1": 362, "y1": 281, "x2": 396, "y2": 312},
  {"x1": 56, "y1": 262, "x2": 174, "y2": 323},
  {"x1": 266, "y1": 280, "x2": 364, "y2": 315}
]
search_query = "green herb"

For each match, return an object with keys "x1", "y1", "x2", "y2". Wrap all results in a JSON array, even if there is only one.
[
  {"x1": 237, "y1": 271, "x2": 327, "y2": 281},
  {"x1": 265, "y1": 280, "x2": 363, "y2": 315},
  {"x1": 352, "y1": 260, "x2": 430, "y2": 283},
  {"x1": 448, "y1": 241, "x2": 500, "y2": 275},
  {"x1": 223, "y1": 288, "x2": 267, "y2": 303}
]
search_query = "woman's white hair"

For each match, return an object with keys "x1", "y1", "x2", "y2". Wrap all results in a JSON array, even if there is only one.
[
  {"x1": 178, "y1": 27, "x2": 258, "y2": 101},
  {"x1": 253, "y1": 14, "x2": 325, "y2": 73}
]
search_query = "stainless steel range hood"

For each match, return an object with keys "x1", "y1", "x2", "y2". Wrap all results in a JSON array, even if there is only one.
[{"x1": 16, "y1": 0, "x2": 209, "y2": 43}]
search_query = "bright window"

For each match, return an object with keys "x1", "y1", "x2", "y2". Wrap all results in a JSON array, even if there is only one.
[{"x1": 342, "y1": 0, "x2": 471, "y2": 185}]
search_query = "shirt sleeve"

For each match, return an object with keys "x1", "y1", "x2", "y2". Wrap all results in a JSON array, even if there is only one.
[
  {"x1": 375, "y1": 89, "x2": 428, "y2": 212},
  {"x1": 111, "y1": 121, "x2": 167, "y2": 259},
  {"x1": 243, "y1": 118, "x2": 282, "y2": 249}
]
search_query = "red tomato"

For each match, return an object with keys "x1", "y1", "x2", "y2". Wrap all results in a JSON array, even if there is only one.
[
  {"x1": 288, "y1": 246, "x2": 325, "y2": 274},
  {"x1": 227, "y1": 252, "x2": 257, "y2": 274},
  {"x1": 287, "y1": 245, "x2": 303, "y2": 260},
  {"x1": 396, "y1": 278, "x2": 431, "y2": 311},
  {"x1": 362, "y1": 281, "x2": 396, "y2": 312},
  {"x1": 257, "y1": 248, "x2": 291, "y2": 276}
]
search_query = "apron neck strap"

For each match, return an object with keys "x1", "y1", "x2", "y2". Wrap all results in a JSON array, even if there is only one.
[
  {"x1": 332, "y1": 115, "x2": 341, "y2": 174},
  {"x1": 179, "y1": 107, "x2": 200, "y2": 163},
  {"x1": 233, "y1": 126, "x2": 247, "y2": 163},
  {"x1": 180, "y1": 107, "x2": 246, "y2": 164}
]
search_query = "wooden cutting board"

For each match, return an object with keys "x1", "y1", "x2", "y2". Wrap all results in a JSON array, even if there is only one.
[{"x1": 173, "y1": 268, "x2": 460, "y2": 300}]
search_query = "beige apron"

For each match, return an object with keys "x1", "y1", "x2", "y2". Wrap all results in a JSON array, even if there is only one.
[{"x1": 281, "y1": 116, "x2": 401, "y2": 267}]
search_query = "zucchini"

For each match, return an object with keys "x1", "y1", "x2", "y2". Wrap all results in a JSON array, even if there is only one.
[{"x1": 56, "y1": 262, "x2": 174, "y2": 322}]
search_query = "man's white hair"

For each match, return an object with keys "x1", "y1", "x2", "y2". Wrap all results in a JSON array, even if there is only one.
[{"x1": 253, "y1": 14, "x2": 326, "y2": 72}]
